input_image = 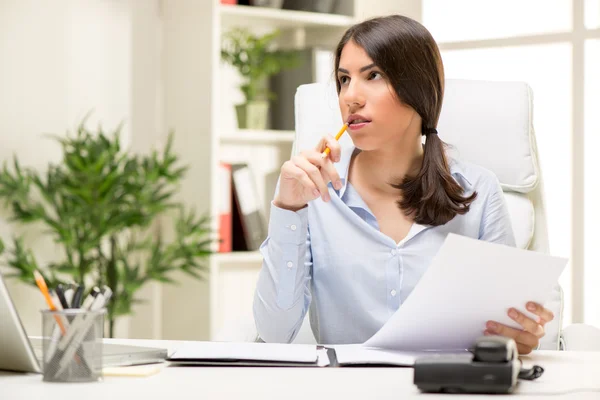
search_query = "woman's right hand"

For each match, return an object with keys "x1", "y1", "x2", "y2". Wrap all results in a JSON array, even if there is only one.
[{"x1": 273, "y1": 135, "x2": 343, "y2": 211}]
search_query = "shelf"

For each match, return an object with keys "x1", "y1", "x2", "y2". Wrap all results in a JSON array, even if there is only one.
[
  {"x1": 220, "y1": 129, "x2": 295, "y2": 144},
  {"x1": 213, "y1": 251, "x2": 263, "y2": 264},
  {"x1": 220, "y1": 5, "x2": 356, "y2": 30}
]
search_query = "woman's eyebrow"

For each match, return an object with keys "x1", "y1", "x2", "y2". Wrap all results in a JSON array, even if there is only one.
[
  {"x1": 359, "y1": 63, "x2": 376, "y2": 72},
  {"x1": 337, "y1": 63, "x2": 377, "y2": 74}
]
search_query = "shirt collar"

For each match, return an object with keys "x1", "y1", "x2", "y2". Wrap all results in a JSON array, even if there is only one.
[{"x1": 332, "y1": 144, "x2": 473, "y2": 199}]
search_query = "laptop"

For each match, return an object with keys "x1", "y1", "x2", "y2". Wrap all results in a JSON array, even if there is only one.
[{"x1": 0, "y1": 273, "x2": 167, "y2": 373}]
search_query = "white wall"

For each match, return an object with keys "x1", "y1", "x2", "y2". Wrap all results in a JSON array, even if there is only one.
[{"x1": 0, "y1": 0, "x2": 161, "y2": 336}]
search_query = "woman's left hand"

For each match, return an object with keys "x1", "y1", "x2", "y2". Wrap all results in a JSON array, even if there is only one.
[{"x1": 485, "y1": 302, "x2": 554, "y2": 355}]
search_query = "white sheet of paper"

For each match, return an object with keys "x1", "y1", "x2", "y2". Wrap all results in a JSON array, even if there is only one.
[
  {"x1": 316, "y1": 348, "x2": 331, "y2": 367},
  {"x1": 332, "y1": 344, "x2": 418, "y2": 366},
  {"x1": 364, "y1": 234, "x2": 568, "y2": 351},
  {"x1": 169, "y1": 341, "x2": 317, "y2": 363}
]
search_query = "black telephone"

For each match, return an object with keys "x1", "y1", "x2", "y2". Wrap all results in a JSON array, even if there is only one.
[{"x1": 413, "y1": 336, "x2": 544, "y2": 394}]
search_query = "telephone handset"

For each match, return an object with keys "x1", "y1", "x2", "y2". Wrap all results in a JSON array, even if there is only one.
[
  {"x1": 473, "y1": 335, "x2": 518, "y2": 362},
  {"x1": 414, "y1": 336, "x2": 544, "y2": 394}
]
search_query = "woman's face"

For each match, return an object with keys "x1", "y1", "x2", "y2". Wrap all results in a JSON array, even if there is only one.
[{"x1": 337, "y1": 40, "x2": 420, "y2": 151}]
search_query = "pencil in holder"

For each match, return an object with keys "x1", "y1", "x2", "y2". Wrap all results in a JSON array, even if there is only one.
[{"x1": 41, "y1": 309, "x2": 105, "y2": 382}]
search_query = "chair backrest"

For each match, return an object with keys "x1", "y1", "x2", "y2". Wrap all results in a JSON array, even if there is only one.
[{"x1": 292, "y1": 79, "x2": 562, "y2": 349}]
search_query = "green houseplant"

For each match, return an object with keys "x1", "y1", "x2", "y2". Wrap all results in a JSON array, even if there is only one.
[
  {"x1": 0, "y1": 121, "x2": 213, "y2": 337},
  {"x1": 221, "y1": 28, "x2": 300, "y2": 129}
]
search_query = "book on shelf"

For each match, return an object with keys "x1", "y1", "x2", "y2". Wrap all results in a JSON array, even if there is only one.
[
  {"x1": 232, "y1": 163, "x2": 267, "y2": 251},
  {"x1": 219, "y1": 162, "x2": 267, "y2": 252},
  {"x1": 218, "y1": 162, "x2": 233, "y2": 253}
]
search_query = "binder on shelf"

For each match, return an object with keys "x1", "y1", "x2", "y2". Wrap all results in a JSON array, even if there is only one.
[
  {"x1": 218, "y1": 162, "x2": 233, "y2": 253},
  {"x1": 231, "y1": 163, "x2": 267, "y2": 251}
]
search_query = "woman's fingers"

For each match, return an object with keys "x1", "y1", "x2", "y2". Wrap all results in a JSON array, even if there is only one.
[
  {"x1": 483, "y1": 330, "x2": 534, "y2": 355},
  {"x1": 304, "y1": 150, "x2": 343, "y2": 191},
  {"x1": 292, "y1": 155, "x2": 330, "y2": 202},
  {"x1": 485, "y1": 321, "x2": 540, "y2": 350},
  {"x1": 507, "y1": 308, "x2": 545, "y2": 337},
  {"x1": 282, "y1": 136, "x2": 343, "y2": 204},
  {"x1": 276, "y1": 135, "x2": 343, "y2": 209},
  {"x1": 526, "y1": 302, "x2": 554, "y2": 326},
  {"x1": 316, "y1": 135, "x2": 343, "y2": 163},
  {"x1": 483, "y1": 304, "x2": 552, "y2": 356},
  {"x1": 516, "y1": 343, "x2": 534, "y2": 355},
  {"x1": 280, "y1": 160, "x2": 319, "y2": 199}
]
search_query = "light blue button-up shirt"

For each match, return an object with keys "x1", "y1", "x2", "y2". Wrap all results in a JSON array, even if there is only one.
[{"x1": 254, "y1": 145, "x2": 516, "y2": 344}]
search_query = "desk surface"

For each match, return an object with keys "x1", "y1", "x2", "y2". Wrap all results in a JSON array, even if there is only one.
[{"x1": 1, "y1": 339, "x2": 600, "y2": 400}]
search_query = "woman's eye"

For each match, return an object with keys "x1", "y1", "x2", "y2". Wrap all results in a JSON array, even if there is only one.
[
  {"x1": 339, "y1": 75, "x2": 349, "y2": 85},
  {"x1": 369, "y1": 71, "x2": 382, "y2": 80}
]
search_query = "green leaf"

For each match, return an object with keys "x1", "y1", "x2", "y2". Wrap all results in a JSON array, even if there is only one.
[{"x1": 180, "y1": 267, "x2": 205, "y2": 280}]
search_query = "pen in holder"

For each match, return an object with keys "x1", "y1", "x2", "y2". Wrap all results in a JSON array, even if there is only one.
[{"x1": 41, "y1": 309, "x2": 105, "y2": 382}]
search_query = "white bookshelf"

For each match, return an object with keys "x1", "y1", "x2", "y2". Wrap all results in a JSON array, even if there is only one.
[
  {"x1": 214, "y1": 251, "x2": 264, "y2": 264},
  {"x1": 220, "y1": 129, "x2": 295, "y2": 144},
  {"x1": 220, "y1": 4, "x2": 356, "y2": 30},
  {"x1": 158, "y1": 0, "x2": 416, "y2": 342}
]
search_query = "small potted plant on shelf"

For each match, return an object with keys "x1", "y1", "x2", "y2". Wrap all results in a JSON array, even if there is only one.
[{"x1": 221, "y1": 28, "x2": 300, "y2": 130}]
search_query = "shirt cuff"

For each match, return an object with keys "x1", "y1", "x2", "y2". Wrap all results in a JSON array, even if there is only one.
[{"x1": 268, "y1": 201, "x2": 309, "y2": 245}]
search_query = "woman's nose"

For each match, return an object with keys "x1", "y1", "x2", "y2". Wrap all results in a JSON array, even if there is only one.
[{"x1": 343, "y1": 81, "x2": 365, "y2": 109}]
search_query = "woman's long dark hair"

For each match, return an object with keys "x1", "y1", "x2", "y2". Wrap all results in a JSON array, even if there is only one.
[{"x1": 334, "y1": 15, "x2": 477, "y2": 226}]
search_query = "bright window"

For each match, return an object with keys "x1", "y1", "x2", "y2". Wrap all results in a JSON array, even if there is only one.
[
  {"x1": 586, "y1": 0, "x2": 600, "y2": 29},
  {"x1": 423, "y1": 0, "x2": 572, "y2": 42}
]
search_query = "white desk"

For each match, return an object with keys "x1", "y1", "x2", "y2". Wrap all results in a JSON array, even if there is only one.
[{"x1": 1, "y1": 339, "x2": 600, "y2": 400}]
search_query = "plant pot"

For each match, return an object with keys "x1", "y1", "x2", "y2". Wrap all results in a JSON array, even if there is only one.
[{"x1": 235, "y1": 101, "x2": 269, "y2": 130}]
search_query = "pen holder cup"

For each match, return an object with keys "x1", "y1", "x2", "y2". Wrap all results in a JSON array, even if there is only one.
[{"x1": 41, "y1": 309, "x2": 105, "y2": 382}]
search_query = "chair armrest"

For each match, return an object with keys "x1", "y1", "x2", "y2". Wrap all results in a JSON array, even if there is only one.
[{"x1": 538, "y1": 285, "x2": 563, "y2": 350}]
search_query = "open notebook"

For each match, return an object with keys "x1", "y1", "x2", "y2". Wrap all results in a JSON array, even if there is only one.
[
  {"x1": 166, "y1": 342, "x2": 418, "y2": 367},
  {"x1": 167, "y1": 342, "x2": 330, "y2": 367},
  {"x1": 168, "y1": 235, "x2": 567, "y2": 367}
]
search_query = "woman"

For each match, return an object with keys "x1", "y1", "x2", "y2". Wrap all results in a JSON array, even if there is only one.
[{"x1": 253, "y1": 15, "x2": 553, "y2": 355}]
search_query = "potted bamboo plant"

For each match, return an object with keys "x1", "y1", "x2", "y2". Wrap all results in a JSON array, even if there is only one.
[
  {"x1": 221, "y1": 28, "x2": 300, "y2": 130},
  {"x1": 0, "y1": 121, "x2": 213, "y2": 337}
]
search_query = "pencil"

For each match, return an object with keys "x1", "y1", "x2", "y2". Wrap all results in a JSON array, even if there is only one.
[
  {"x1": 34, "y1": 271, "x2": 56, "y2": 310},
  {"x1": 321, "y1": 123, "x2": 348, "y2": 159},
  {"x1": 34, "y1": 270, "x2": 67, "y2": 334}
]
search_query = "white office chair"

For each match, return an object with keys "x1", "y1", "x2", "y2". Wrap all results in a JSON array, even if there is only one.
[
  {"x1": 561, "y1": 324, "x2": 600, "y2": 351},
  {"x1": 289, "y1": 79, "x2": 561, "y2": 350}
]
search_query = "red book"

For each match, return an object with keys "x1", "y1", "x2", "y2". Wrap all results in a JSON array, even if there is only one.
[
  {"x1": 220, "y1": 0, "x2": 237, "y2": 4},
  {"x1": 218, "y1": 162, "x2": 232, "y2": 253}
]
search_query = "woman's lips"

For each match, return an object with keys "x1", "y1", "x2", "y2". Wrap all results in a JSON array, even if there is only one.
[{"x1": 348, "y1": 121, "x2": 371, "y2": 131}]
